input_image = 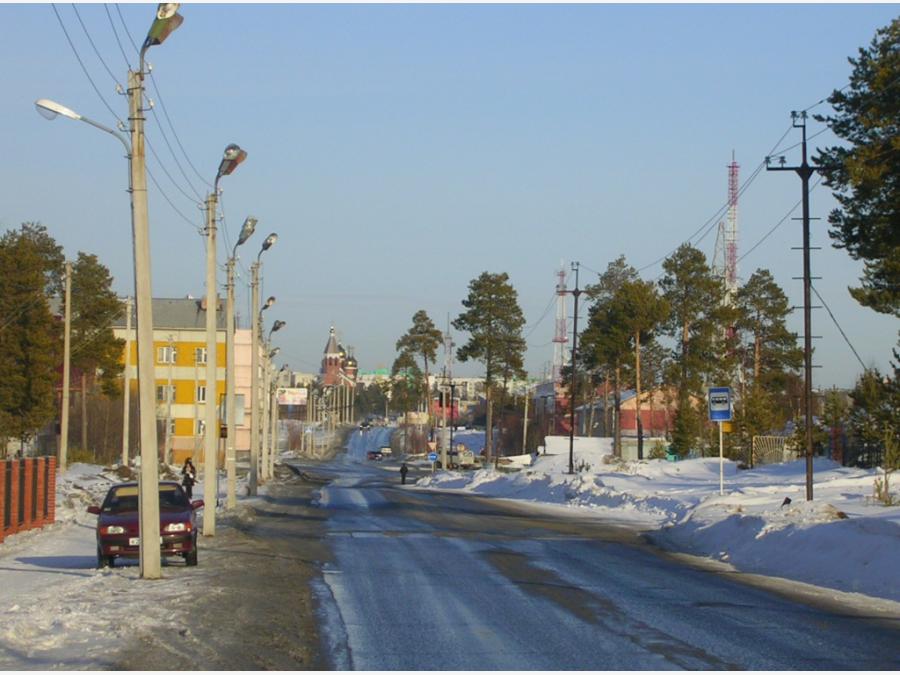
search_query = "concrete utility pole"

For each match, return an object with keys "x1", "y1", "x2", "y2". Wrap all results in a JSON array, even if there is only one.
[
  {"x1": 203, "y1": 142, "x2": 247, "y2": 535},
  {"x1": 269, "y1": 370, "x2": 281, "y2": 476},
  {"x1": 165, "y1": 335, "x2": 174, "y2": 466},
  {"x1": 203, "y1": 190, "x2": 219, "y2": 536},
  {"x1": 522, "y1": 386, "x2": 529, "y2": 455},
  {"x1": 225, "y1": 258, "x2": 237, "y2": 508},
  {"x1": 59, "y1": 261, "x2": 72, "y2": 473},
  {"x1": 128, "y1": 62, "x2": 162, "y2": 580},
  {"x1": 766, "y1": 111, "x2": 820, "y2": 502},
  {"x1": 36, "y1": 4, "x2": 184, "y2": 580},
  {"x1": 225, "y1": 216, "x2": 256, "y2": 509},
  {"x1": 121, "y1": 295, "x2": 132, "y2": 466},
  {"x1": 250, "y1": 263, "x2": 261, "y2": 493},
  {"x1": 260, "y1": 354, "x2": 271, "y2": 481},
  {"x1": 248, "y1": 238, "x2": 277, "y2": 494}
]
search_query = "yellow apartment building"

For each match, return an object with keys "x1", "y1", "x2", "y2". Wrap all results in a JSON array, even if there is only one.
[{"x1": 114, "y1": 296, "x2": 227, "y2": 466}]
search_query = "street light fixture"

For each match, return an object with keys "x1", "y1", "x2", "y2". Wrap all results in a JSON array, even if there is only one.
[
  {"x1": 249, "y1": 237, "x2": 278, "y2": 494},
  {"x1": 36, "y1": 3, "x2": 183, "y2": 581},
  {"x1": 203, "y1": 143, "x2": 247, "y2": 538},
  {"x1": 268, "y1": 319, "x2": 286, "y2": 341},
  {"x1": 224, "y1": 215, "x2": 256, "y2": 509}
]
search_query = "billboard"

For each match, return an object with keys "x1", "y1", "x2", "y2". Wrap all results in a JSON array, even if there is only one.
[{"x1": 277, "y1": 387, "x2": 308, "y2": 406}]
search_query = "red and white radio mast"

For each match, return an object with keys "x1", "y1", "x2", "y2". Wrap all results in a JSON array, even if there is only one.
[{"x1": 551, "y1": 265, "x2": 568, "y2": 387}]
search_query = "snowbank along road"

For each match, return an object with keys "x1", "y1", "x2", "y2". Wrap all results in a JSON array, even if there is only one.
[
  {"x1": 0, "y1": 427, "x2": 897, "y2": 669},
  {"x1": 302, "y1": 429, "x2": 900, "y2": 670}
]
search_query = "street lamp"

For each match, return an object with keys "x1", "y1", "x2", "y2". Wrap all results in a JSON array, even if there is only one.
[
  {"x1": 268, "y1": 319, "x2": 286, "y2": 341},
  {"x1": 35, "y1": 2, "x2": 183, "y2": 581},
  {"x1": 249, "y1": 237, "x2": 278, "y2": 495},
  {"x1": 260, "y1": 324, "x2": 283, "y2": 480},
  {"x1": 225, "y1": 216, "x2": 256, "y2": 509},
  {"x1": 203, "y1": 143, "x2": 247, "y2": 539},
  {"x1": 269, "y1": 363, "x2": 289, "y2": 477}
]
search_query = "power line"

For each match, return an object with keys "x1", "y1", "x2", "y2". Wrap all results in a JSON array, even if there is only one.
[
  {"x1": 811, "y1": 283, "x2": 867, "y2": 371},
  {"x1": 104, "y1": 4, "x2": 131, "y2": 70},
  {"x1": 738, "y1": 177, "x2": 823, "y2": 263},
  {"x1": 523, "y1": 290, "x2": 558, "y2": 340},
  {"x1": 51, "y1": 3, "x2": 124, "y2": 125},
  {"x1": 636, "y1": 125, "x2": 792, "y2": 274},
  {"x1": 112, "y1": 4, "x2": 213, "y2": 193},
  {"x1": 114, "y1": 4, "x2": 140, "y2": 55},
  {"x1": 71, "y1": 4, "x2": 122, "y2": 89},
  {"x1": 145, "y1": 166, "x2": 204, "y2": 232},
  {"x1": 147, "y1": 73, "x2": 215, "y2": 191},
  {"x1": 145, "y1": 136, "x2": 204, "y2": 205}
]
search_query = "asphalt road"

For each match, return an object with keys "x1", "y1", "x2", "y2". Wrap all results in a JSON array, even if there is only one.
[{"x1": 290, "y1": 432, "x2": 900, "y2": 670}]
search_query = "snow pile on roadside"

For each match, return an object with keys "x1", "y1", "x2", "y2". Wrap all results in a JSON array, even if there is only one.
[{"x1": 417, "y1": 435, "x2": 900, "y2": 602}]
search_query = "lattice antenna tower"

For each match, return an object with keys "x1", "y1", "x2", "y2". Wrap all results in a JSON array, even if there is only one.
[
  {"x1": 552, "y1": 264, "x2": 568, "y2": 386},
  {"x1": 725, "y1": 151, "x2": 740, "y2": 300}
]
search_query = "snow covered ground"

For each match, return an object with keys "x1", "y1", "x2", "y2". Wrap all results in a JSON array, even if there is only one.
[
  {"x1": 0, "y1": 461, "x2": 265, "y2": 668},
  {"x1": 418, "y1": 433, "x2": 900, "y2": 603}
]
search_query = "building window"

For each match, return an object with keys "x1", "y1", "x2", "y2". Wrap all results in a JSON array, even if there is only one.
[
  {"x1": 156, "y1": 385, "x2": 174, "y2": 402},
  {"x1": 195, "y1": 347, "x2": 207, "y2": 365},
  {"x1": 157, "y1": 346, "x2": 177, "y2": 364},
  {"x1": 196, "y1": 385, "x2": 207, "y2": 403},
  {"x1": 197, "y1": 420, "x2": 206, "y2": 436}
]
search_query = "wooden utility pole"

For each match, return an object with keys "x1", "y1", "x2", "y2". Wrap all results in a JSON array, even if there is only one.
[{"x1": 766, "y1": 110, "x2": 820, "y2": 501}]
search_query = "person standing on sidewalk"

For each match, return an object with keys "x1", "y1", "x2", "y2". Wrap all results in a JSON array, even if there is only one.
[
  {"x1": 400, "y1": 462, "x2": 409, "y2": 485},
  {"x1": 181, "y1": 458, "x2": 197, "y2": 499}
]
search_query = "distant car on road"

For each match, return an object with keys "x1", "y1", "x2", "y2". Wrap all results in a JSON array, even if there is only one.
[
  {"x1": 87, "y1": 481, "x2": 204, "y2": 568},
  {"x1": 366, "y1": 450, "x2": 383, "y2": 461}
]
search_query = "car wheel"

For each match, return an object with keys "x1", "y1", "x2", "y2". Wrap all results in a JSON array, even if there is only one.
[
  {"x1": 186, "y1": 537, "x2": 198, "y2": 566},
  {"x1": 97, "y1": 547, "x2": 113, "y2": 568}
]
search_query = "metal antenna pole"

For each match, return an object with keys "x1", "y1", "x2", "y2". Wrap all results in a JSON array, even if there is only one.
[{"x1": 568, "y1": 262, "x2": 581, "y2": 475}]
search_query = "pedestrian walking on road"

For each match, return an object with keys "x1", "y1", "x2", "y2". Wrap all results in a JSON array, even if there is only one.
[
  {"x1": 181, "y1": 458, "x2": 197, "y2": 499},
  {"x1": 400, "y1": 462, "x2": 409, "y2": 485}
]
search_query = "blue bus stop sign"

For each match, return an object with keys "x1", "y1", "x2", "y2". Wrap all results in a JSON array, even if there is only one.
[
  {"x1": 428, "y1": 452, "x2": 438, "y2": 462},
  {"x1": 708, "y1": 387, "x2": 732, "y2": 422}
]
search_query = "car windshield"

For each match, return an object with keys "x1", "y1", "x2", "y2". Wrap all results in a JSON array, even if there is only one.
[{"x1": 102, "y1": 485, "x2": 190, "y2": 514}]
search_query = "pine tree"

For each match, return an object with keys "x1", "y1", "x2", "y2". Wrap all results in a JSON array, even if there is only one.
[
  {"x1": 616, "y1": 278, "x2": 669, "y2": 457},
  {"x1": 395, "y1": 310, "x2": 443, "y2": 414},
  {"x1": 0, "y1": 229, "x2": 62, "y2": 450},
  {"x1": 734, "y1": 269, "x2": 802, "y2": 445},
  {"x1": 815, "y1": 18, "x2": 900, "y2": 316},
  {"x1": 453, "y1": 272, "x2": 526, "y2": 461},
  {"x1": 580, "y1": 257, "x2": 639, "y2": 455},
  {"x1": 659, "y1": 244, "x2": 726, "y2": 456}
]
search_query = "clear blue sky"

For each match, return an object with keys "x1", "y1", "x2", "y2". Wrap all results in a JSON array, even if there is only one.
[{"x1": 1, "y1": 3, "x2": 897, "y2": 387}]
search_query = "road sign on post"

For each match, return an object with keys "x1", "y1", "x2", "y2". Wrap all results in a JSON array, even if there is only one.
[
  {"x1": 708, "y1": 387, "x2": 732, "y2": 496},
  {"x1": 708, "y1": 387, "x2": 732, "y2": 422}
]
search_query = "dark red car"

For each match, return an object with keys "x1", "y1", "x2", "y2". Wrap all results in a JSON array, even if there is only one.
[{"x1": 87, "y1": 481, "x2": 204, "y2": 568}]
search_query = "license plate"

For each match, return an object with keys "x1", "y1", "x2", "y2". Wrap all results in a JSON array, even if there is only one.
[{"x1": 128, "y1": 537, "x2": 163, "y2": 546}]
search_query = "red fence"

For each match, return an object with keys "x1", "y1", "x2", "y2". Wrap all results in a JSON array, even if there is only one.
[{"x1": 0, "y1": 457, "x2": 57, "y2": 544}]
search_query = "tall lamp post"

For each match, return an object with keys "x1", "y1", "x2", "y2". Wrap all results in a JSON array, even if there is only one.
[
  {"x1": 261, "y1": 322, "x2": 284, "y2": 479},
  {"x1": 35, "y1": 2, "x2": 183, "y2": 580},
  {"x1": 270, "y1": 363, "x2": 288, "y2": 476},
  {"x1": 203, "y1": 143, "x2": 247, "y2": 538},
  {"x1": 225, "y1": 216, "x2": 256, "y2": 509},
  {"x1": 260, "y1": 346, "x2": 280, "y2": 479},
  {"x1": 249, "y1": 233, "x2": 277, "y2": 495}
]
